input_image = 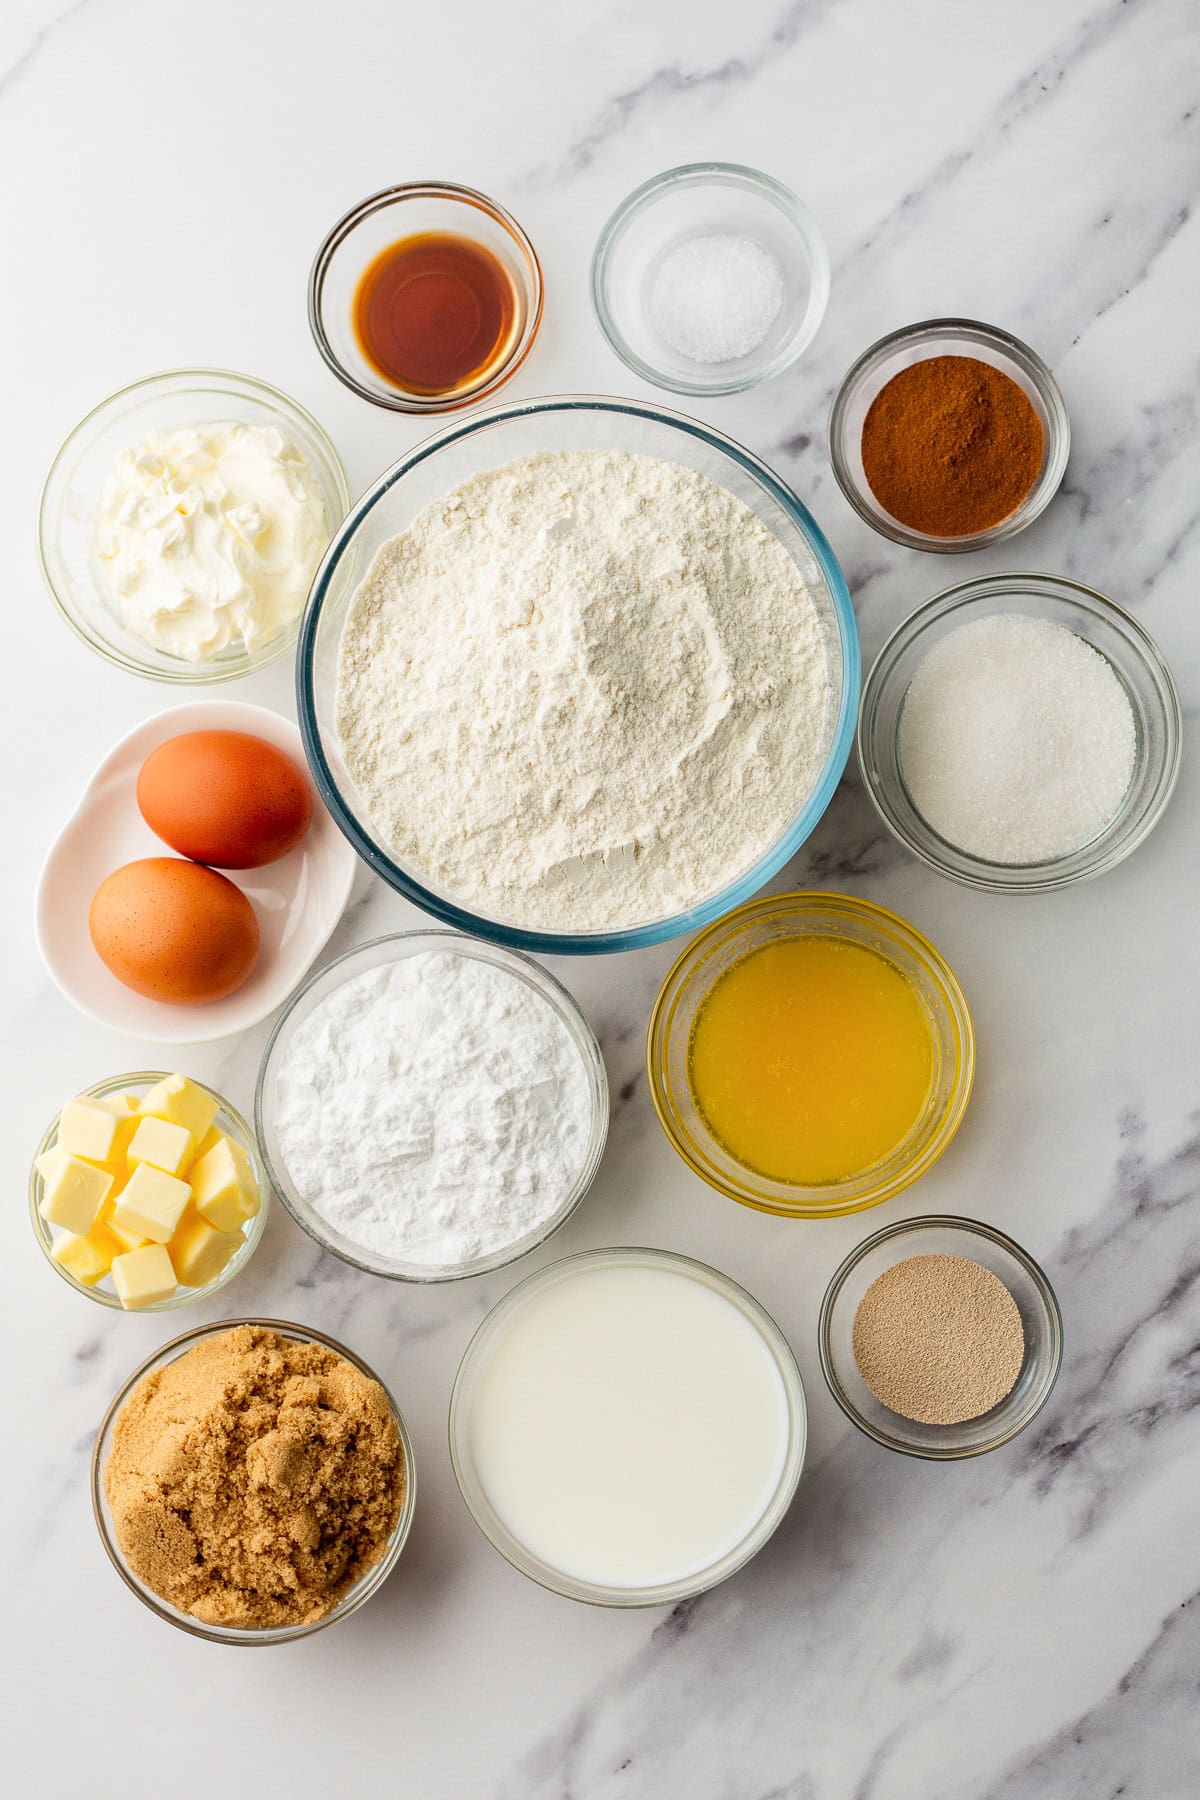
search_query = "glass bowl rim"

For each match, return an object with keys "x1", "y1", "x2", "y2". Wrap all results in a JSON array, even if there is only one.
[
  {"x1": 254, "y1": 929, "x2": 610, "y2": 1282},
  {"x1": 447, "y1": 1243, "x2": 808, "y2": 1606},
  {"x1": 37, "y1": 365, "x2": 352, "y2": 684},
  {"x1": 827, "y1": 317, "x2": 1070, "y2": 552},
  {"x1": 307, "y1": 179, "x2": 545, "y2": 414},
  {"x1": 646, "y1": 890, "x2": 975, "y2": 1217},
  {"x1": 294, "y1": 391, "x2": 860, "y2": 954},
  {"x1": 29, "y1": 1070, "x2": 270, "y2": 1312},
  {"x1": 590, "y1": 160, "x2": 832, "y2": 397},
  {"x1": 856, "y1": 570, "x2": 1184, "y2": 892},
  {"x1": 817, "y1": 1212, "x2": 1064, "y2": 1459},
  {"x1": 90, "y1": 1314, "x2": 417, "y2": 1642}
]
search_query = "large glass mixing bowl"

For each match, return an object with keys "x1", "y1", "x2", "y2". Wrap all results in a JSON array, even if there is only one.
[{"x1": 296, "y1": 395, "x2": 859, "y2": 955}]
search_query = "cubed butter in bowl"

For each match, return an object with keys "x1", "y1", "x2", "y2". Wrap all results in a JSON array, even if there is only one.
[{"x1": 30, "y1": 1072, "x2": 270, "y2": 1312}]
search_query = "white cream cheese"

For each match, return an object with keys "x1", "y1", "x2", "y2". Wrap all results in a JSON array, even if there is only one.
[{"x1": 94, "y1": 421, "x2": 329, "y2": 661}]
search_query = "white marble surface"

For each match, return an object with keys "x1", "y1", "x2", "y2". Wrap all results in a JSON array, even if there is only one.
[{"x1": 7, "y1": 1, "x2": 1198, "y2": 1794}]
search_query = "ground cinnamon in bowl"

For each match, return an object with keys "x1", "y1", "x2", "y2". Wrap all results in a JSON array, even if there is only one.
[
  {"x1": 860, "y1": 354, "x2": 1044, "y2": 537},
  {"x1": 104, "y1": 1324, "x2": 405, "y2": 1630}
]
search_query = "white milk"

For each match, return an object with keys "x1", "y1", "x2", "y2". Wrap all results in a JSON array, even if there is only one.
[{"x1": 464, "y1": 1261, "x2": 791, "y2": 1589}]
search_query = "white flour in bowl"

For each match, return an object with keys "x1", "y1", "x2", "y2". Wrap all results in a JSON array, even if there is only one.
[
  {"x1": 335, "y1": 450, "x2": 832, "y2": 933},
  {"x1": 272, "y1": 950, "x2": 595, "y2": 1269}
]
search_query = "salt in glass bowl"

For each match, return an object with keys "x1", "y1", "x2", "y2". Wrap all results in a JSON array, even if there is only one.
[
  {"x1": 448, "y1": 1246, "x2": 807, "y2": 1607},
  {"x1": 647, "y1": 892, "x2": 974, "y2": 1220},
  {"x1": 91, "y1": 1317, "x2": 417, "y2": 1643},
  {"x1": 255, "y1": 931, "x2": 610, "y2": 1282},
  {"x1": 857, "y1": 572, "x2": 1183, "y2": 893},
  {"x1": 308, "y1": 181, "x2": 544, "y2": 413},
  {"x1": 828, "y1": 319, "x2": 1070, "y2": 551},
  {"x1": 38, "y1": 368, "x2": 350, "y2": 682},
  {"x1": 29, "y1": 1072, "x2": 270, "y2": 1312},
  {"x1": 295, "y1": 393, "x2": 858, "y2": 955},
  {"x1": 819, "y1": 1216, "x2": 1063, "y2": 1459},
  {"x1": 591, "y1": 162, "x2": 830, "y2": 396}
]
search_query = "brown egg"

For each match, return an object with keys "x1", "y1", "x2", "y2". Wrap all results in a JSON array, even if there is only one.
[
  {"x1": 136, "y1": 730, "x2": 313, "y2": 870},
  {"x1": 89, "y1": 858, "x2": 260, "y2": 1005}
]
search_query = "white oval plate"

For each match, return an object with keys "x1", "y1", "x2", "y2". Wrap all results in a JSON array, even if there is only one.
[{"x1": 36, "y1": 701, "x2": 358, "y2": 1043}]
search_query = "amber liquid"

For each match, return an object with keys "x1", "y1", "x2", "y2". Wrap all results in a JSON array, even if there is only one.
[{"x1": 352, "y1": 231, "x2": 519, "y2": 397}]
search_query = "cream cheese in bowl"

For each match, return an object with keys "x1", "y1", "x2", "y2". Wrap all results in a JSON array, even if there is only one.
[{"x1": 95, "y1": 421, "x2": 329, "y2": 660}]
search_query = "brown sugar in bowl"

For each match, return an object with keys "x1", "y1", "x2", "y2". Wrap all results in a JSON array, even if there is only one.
[{"x1": 92, "y1": 1318, "x2": 417, "y2": 1643}]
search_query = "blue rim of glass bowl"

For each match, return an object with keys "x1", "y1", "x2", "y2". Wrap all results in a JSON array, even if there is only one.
[{"x1": 295, "y1": 394, "x2": 860, "y2": 956}]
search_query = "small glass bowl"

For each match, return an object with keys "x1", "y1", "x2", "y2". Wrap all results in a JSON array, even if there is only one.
[
  {"x1": 256, "y1": 931, "x2": 609, "y2": 1282},
  {"x1": 591, "y1": 162, "x2": 830, "y2": 396},
  {"x1": 819, "y1": 1216, "x2": 1063, "y2": 1459},
  {"x1": 647, "y1": 893, "x2": 974, "y2": 1219},
  {"x1": 828, "y1": 319, "x2": 1070, "y2": 551},
  {"x1": 30, "y1": 1072, "x2": 270, "y2": 1312},
  {"x1": 858, "y1": 573, "x2": 1183, "y2": 893},
  {"x1": 92, "y1": 1317, "x2": 416, "y2": 1642},
  {"x1": 449, "y1": 1246, "x2": 807, "y2": 1606},
  {"x1": 38, "y1": 368, "x2": 350, "y2": 682},
  {"x1": 308, "y1": 182, "x2": 544, "y2": 413}
]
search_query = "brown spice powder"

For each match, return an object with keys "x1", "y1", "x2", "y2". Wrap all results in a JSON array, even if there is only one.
[
  {"x1": 860, "y1": 353, "x2": 1044, "y2": 536},
  {"x1": 105, "y1": 1324, "x2": 405, "y2": 1629},
  {"x1": 851, "y1": 1253, "x2": 1025, "y2": 1426}
]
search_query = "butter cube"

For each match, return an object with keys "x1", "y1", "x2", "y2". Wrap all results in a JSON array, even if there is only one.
[
  {"x1": 58, "y1": 1097, "x2": 127, "y2": 1165},
  {"x1": 190, "y1": 1135, "x2": 260, "y2": 1233},
  {"x1": 168, "y1": 1207, "x2": 243, "y2": 1288},
  {"x1": 36, "y1": 1148, "x2": 113, "y2": 1235},
  {"x1": 192, "y1": 1122, "x2": 224, "y2": 1162},
  {"x1": 111, "y1": 1244, "x2": 177, "y2": 1310},
  {"x1": 127, "y1": 1114, "x2": 194, "y2": 1179},
  {"x1": 138, "y1": 1075, "x2": 219, "y2": 1146},
  {"x1": 113, "y1": 1162, "x2": 191, "y2": 1244},
  {"x1": 100, "y1": 1092, "x2": 140, "y2": 1112},
  {"x1": 96, "y1": 1198, "x2": 146, "y2": 1254},
  {"x1": 51, "y1": 1231, "x2": 114, "y2": 1287}
]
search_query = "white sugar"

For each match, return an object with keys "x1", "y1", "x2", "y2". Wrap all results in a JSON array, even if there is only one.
[
  {"x1": 897, "y1": 612, "x2": 1136, "y2": 865},
  {"x1": 647, "y1": 233, "x2": 784, "y2": 365}
]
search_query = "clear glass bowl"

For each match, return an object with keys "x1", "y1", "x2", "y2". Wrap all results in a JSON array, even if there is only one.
[
  {"x1": 296, "y1": 394, "x2": 858, "y2": 954},
  {"x1": 828, "y1": 319, "x2": 1070, "y2": 551},
  {"x1": 92, "y1": 1317, "x2": 416, "y2": 1642},
  {"x1": 449, "y1": 1246, "x2": 807, "y2": 1606},
  {"x1": 256, "y1": 931, "x2": 610, "y2": 1281},
  {"x1": 29, "y1": 1072, "x2": 270, "y2": 1312},
  {"x1": 647, "y1": 892, "x2": 974, "y2": 1219},
  {"x1": 38, "y1": 368, "x2": 351, "y2": 682},
  {"x1": 858, "y1": 573, "x2": 1183, "y2": 892},
  {"x1": 819, "y1": 1216, "x2": 1063, "y2": 1458},
  {"x1": 591, "y1": 162, "x2": 830, "y2": 396},
  {"x1": 308, "y1": 182, "x2": 544, "y2": 413}
]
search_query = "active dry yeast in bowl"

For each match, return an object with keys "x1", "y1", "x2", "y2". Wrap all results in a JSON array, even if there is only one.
[
  {"x1": 256, "y1": 932, "x2": 609, "y2": 1281},
  {"x1": 296, "y1": 395, "x2": 859, "y2": 955},
  {"x1": 449, "y1": 1248, "x2": 807, "y2": 1605}
]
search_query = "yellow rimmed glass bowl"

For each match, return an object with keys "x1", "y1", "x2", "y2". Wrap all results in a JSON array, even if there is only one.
[
  {"x1": 29, "y1": 1072, "x2": 270, "y2": 1311},
  {"x1": 646, "y1": 893, "x2": 974, "y2": 1218}
]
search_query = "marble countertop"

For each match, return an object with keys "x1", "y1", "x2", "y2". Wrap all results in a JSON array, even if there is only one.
[{"x1": 7, "y1": 0, "x2": 1198, "y2": 1794}]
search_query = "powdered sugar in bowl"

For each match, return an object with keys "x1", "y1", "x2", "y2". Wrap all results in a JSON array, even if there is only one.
[{"x1": 255, "y1": 933, "x2": 609, "y2": 1282}]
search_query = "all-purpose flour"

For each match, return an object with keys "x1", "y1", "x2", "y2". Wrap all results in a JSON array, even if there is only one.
[
  {"x1": 336, "y1": 450, "x2": 832, "y2": 932},
  {"x1": 273, "y1": 951, "x2": 595, "y2": 1268}
]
